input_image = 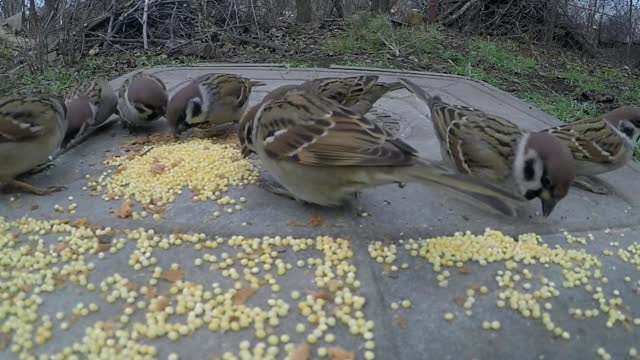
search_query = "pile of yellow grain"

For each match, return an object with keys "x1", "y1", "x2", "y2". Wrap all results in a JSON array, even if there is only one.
[{"x1": 87, "y1": 138, "x2": 258, "y2": 210}]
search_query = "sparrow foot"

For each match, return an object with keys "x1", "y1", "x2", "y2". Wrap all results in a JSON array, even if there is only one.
[
  {"x1": 259, "y1": 177, "x2": 296, "y2": 200},
  {"x1": 191, "y1": 123, "x2": 235, "y2": 139},
  {"x1": 24, "y1": 162, "x2": 56, "y2": 176},
  {"x1": 7, "y1": 180, "x2": 67, "y2": 195}
]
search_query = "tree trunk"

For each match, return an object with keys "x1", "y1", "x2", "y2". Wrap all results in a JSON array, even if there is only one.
[
  {"x1": 627, "y1": 0, "x2": 633, "y2": 65},
  {"x1": 544, "y1": 0, "x2": 558, "y2": 45},
  {"x1": 427, "y1": 0, "x2": 439, "y2": 24},
  {"x1": 596, "y1": 0, "x2": 606, "y2": 47},
  {"x1": 2, "y1": 0, "x2": 21, "y2": 19},
  {"x1": 586, "y1": 0, "x2": 598, "y2": 41},
  {"x1": 332, "y1": 0, "x2": 344, "y2": 18},
  {"x1": 371, "y1": 0, "x2": 390, "y2": 14},
  {"x1": 28, "y1": 0, "x2": 37, "y2": 28},
  {"x1": 44, "y1": 0, "x2": 57, "y2": 17},
  {"x1": 295, "y1": 0, "x2": 312, "y2": 23}
]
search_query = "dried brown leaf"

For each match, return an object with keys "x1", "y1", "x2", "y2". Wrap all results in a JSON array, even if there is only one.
[
  {"x1": 97, "y1": 242, "x2": 111, "y2": 252},
  {"x1": 289, "y1": 343, "x2": 311, "y2": 360},
  {"x1": 145, "y1": 287, "x2": 157, "y2": 300},
  {"x1": 54, "y1": 274, "x2": 67, "y2": 289},
  {"x1": 160, "y1": 270, "x2": 184, "y2": 283},
  {"x1": 53, "y1": 242, "x2": 67, "y2": 254},
  {"x1": 395, "y1": 314, "x2": 406, "y2": 329},
  {"x1": 458, "y1": 266, "x2": 471, "y2": 274},
  {"x1": 306, "y1": 290, "x2": 334, "y2": 302},
  {"x1": 454, "y1": 296, "x2": 465, "y2": 307},
  {"x1": 72, "y1": 218, "x2": 90, "y2": 227},
  {"x1": 233, "y1": 287, "x2": 257, "y2": 305},
  {"x1": 150, "y1": 159, "x2": 167, "y2": 175},
  {"x1": 103, "y1": 320, "x2": 119, "y2": 336},
  {"x1": 112, "y1": 200, "x2": 134, "y2": 218},
  {"x1": 308, "y1": 214, "x2": 323, "y2": 227},
  {"x1": 328, "y1": 347, "x2": 355, "y2": 360},
  {"x1": 153, "y1": 296, "x2": 169, "y2": 311}
]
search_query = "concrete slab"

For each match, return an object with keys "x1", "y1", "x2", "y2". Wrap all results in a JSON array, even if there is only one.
[{"x1": 1, "y1": 64, "x2": 639, "y2": 360}]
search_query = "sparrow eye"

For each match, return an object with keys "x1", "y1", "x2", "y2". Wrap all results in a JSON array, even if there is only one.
[{"x1": 621, "y1": 124, "x2": 635, "y2": 139}]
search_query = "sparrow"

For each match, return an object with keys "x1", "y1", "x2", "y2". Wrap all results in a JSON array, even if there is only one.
[
  {"x1": 166, "y1": 73, "x2": 265, "y2": 135},
  {"x1": 301, "y1": 75, "x2": 404, "y2": 114},
  {"x1": 238, "y1": 76, "x2": 402, "y2": 157},
  {"x1": 399, "y1": 77, "x2": 576, "y2": 217},
  {"x1": 0, "y1": 96, "x2": 68, "y2": 195},
  {"x1": 117, "y1": 72, "x2": 168, "y2": 128},
  {"x1": 242, "y1": 84, "x2": 526, "y2": 217},
  {"x1": 540, "y1": 106, "x2": 640, "y2": 193},
  {"x1": 63, "y1": 79, "x2": 117, "y2": 147}
]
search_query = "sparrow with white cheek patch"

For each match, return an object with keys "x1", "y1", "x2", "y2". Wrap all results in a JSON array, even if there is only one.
[
  {"x1": 117, "y1": 72, "x2": 168, "y2": 128},
  {"x1": 399, "y1": 78, "x2": 576, "y2": 217},
  {"x1": 242, "y1": 84, "x2": 526, "y2": 217},
  {"x1": 166, "y1": 73, "x2": 265, "y2": 136},
  {"x1": 541, "y1": 106, "x2": 640, "y2": 193},
  {"x1": 0, "y1": 96, "x2": 68, "y2": 195},
  {"x1": 63, "y1": 79, "x2": 117, "y2": 147}
]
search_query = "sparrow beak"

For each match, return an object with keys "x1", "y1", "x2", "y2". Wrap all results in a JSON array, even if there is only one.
[
  {"x1": 251, "y1": 80, "x2": 267, "y2": 87},
  {"x1": 540, "y1": 191, "x2": 558, "y2": 217},
  {"x1": 240, "y1": 145, "x2": 252, "y2": 158}
]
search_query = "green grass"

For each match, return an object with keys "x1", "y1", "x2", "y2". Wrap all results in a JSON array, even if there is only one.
[
  {"x1": 561, "y1": 65, "x2": 606, "y2": 94},
  {"x1": 465, "y1": 39, "x2": 536, "y2": 75},
  {"x1": 17, "y1": 66, "x2": 76, "y2": 95},
  {"x1": 522, "y1": 93, "x2": 597, "y2": 122},
  {"x1": 323, "y1": 15, "x2": 538, "y2": 90},
  {"x1": 10, "y1": 53, "x2": 198, "y2": 96},
  {"x1": 324, "y1": 15, "x2": 444, "y2": 60},
  {"x1": 286, "y1": 61, "x2": 315, "y2": 68}
]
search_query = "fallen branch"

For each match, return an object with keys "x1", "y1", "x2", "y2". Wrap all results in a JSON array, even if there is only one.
[
  {"x1": 377, "y1": 32, "x2": 400, "y2": 56},
  {"x1": 443, "y1": 0, "x2": 480, "y2": 25},
  {"x1": 224, "y1": 31, "x2": 287, "y2": 51}
]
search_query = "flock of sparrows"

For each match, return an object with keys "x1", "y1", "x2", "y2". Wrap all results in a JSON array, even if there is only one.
[{"x1": 1, "y1": 71, "x2": 639, "y2": 219}]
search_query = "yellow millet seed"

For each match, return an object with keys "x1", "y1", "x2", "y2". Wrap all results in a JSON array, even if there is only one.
[{"x1": 92, "y1": 138, "x2": 258, "y2": 207}]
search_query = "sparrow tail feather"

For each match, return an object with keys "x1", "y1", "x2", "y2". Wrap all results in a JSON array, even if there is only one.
[{"x1": 394, "y1": 159, "x2": 524, "y2": 217}]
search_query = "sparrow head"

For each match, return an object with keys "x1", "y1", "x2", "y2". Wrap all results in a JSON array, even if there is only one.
[
  {"x1": 237, "y1": 84, "x2": 303, "y2": 157},
  {"x1": 128, "y1": 74, "x2": 168, "y2": 117},
  {"x1": 514, "y1": 132, "x2": 576, "y2": 217},
  {"x1": 604, "y1": 106, "x2": 640, "y2": 144},
  {"x1": 166, "y1": 81, "x2": 204, "y2": 134}
]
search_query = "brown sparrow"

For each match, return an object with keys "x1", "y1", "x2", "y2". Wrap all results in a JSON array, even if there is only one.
[
  {"x1": 166, "y1": 73, "x2": 265, "y2": 135},
  {"x1": 117, "y1": 72, "x2": 168, "y2": 128},
  {"x1": 241, "y1": 84, "x2": 525, "y2": 217},
  {"x1": 64, "y1": 79, "x2": 117, "y2": 147},
  {"x1": 302, "y1": 75, "x2": 404, "y2": 114},
  {"x1": 541, "y1": 106, "x2": 640, "y2": 193},
  {"x1": 0, "y1": 96, "x2": 68, "y2": 195},
  {"x1": 238, "y1": 76, "x2": 401, "y2": 157},
  {"x1": 399, "y1": 78, "x2": 576, "y2": 217}
]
